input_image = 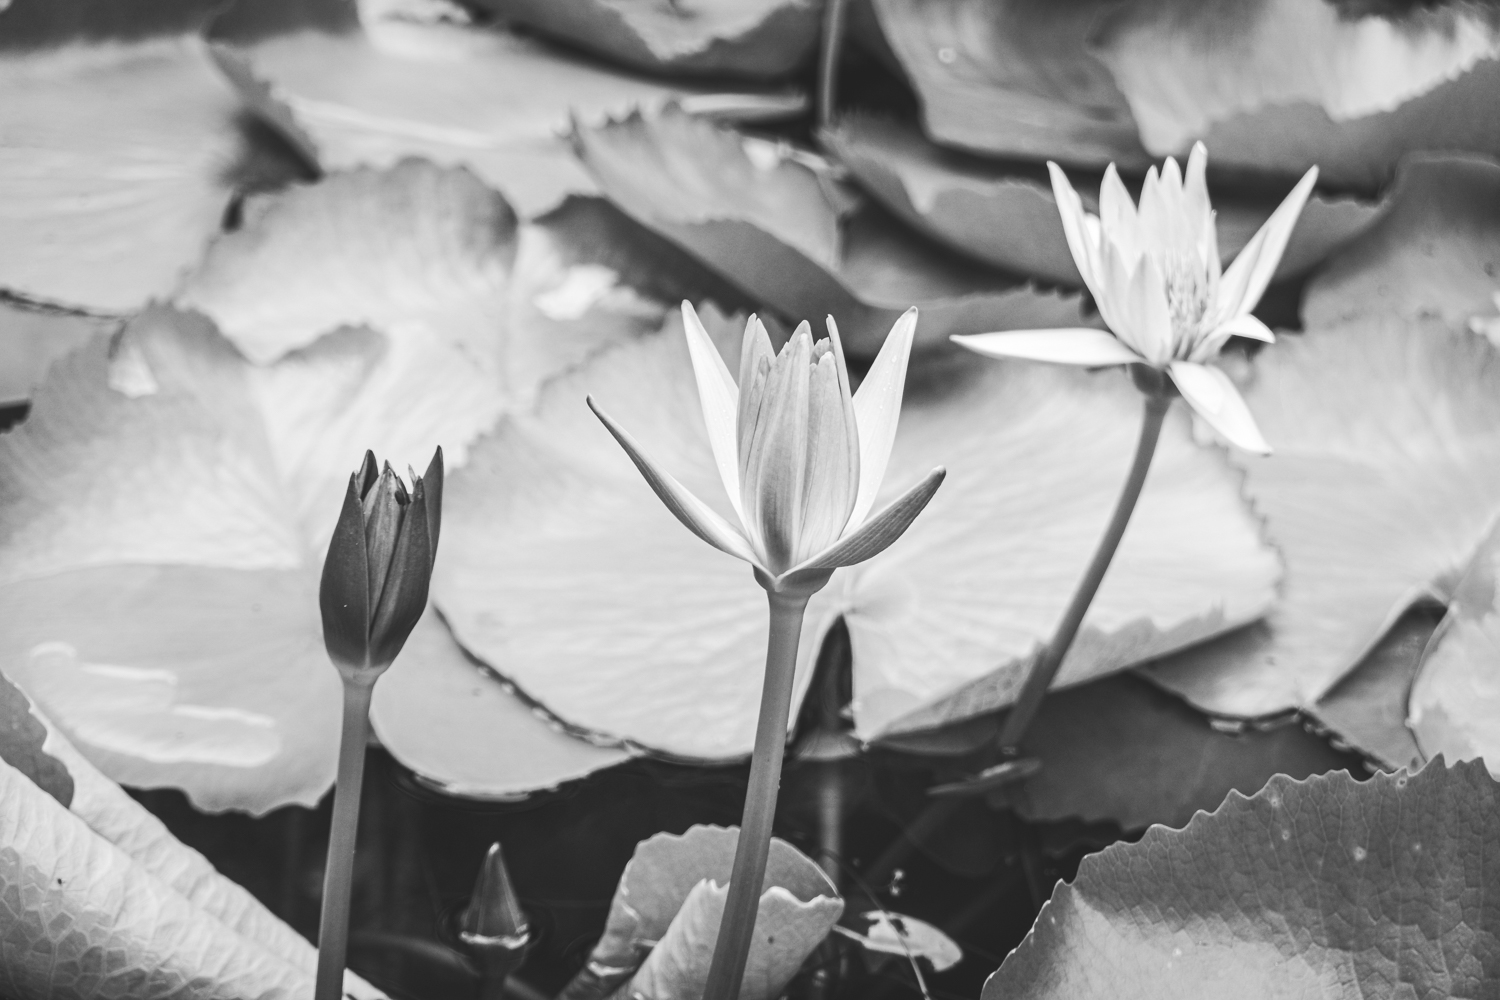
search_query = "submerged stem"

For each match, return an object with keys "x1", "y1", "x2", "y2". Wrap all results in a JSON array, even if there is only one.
[
  {"x1": 314, "y1": 671, "x2": 377, "y2": 1000},
  {"x1": 995, "y1": 390, "x2": 1171, "y2": 750},
  {"x1": 702, "y1": 588, "x2": 812, "y2": 1000}
]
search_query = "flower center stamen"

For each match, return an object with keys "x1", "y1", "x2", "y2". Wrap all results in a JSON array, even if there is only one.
[{"x1": 1160, "y1": 253, "x2": 1212, "y2": 357}]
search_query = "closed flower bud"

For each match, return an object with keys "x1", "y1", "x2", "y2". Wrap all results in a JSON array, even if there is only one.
[{"x1": 319, "y1": 447, "x2": 444, "y2": 676}]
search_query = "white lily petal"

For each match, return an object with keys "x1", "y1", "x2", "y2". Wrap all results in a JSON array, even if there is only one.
[
  {"x1": 1047, "y1": 162, "x2": 1099, "y2": 293},
  {"x1": 1167, "y1": 361, "x2": 1271, "y2": 455},
  {"x1": 1184, "y1": 142, "x2": 1211, "y2": 233},
  {"x1": 787, "y1": 467, "x2": 946, "y2": 576},
  {"x1": 1214, "y1": 166, "x2": 1319, "y2": 322},
  {"x1": 952, "y1": 329, "x2": 1143, "y2": 368},
  {"x1": 1099, "y1": 164, "x2": 1140, "y2": 264},
  {"x1": 1124, "y1": 253, "x2": 1175, "y2": 366},
  {"x1": 849, "y1": 308, "x2": 917, "y2": 529},
  {"x1": 587, "y1": 396, "x2": 762, "y2": 566},
  {"x1": 681, "y1": 301, "x2": 744, "y2": 523},
  {"x1": 1192, "y1": 313, "x2": 1276, "y2": 363}
]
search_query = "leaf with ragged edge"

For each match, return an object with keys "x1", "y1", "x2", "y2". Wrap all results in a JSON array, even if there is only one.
[
  {"x1": 0, "y1": 26, "x2": 254, "y2": 312},
  {"x1": 0, "y1": 302, "x2": 115, "y2": 406},
  {"x1": 867, "y1": 0, "x2": 1149, "y2": 168},
  {"x1": 1409, "y1": 521, "x2": 1500, "y2": 769},
  {"x1": 1305, "y1": 155, "x2": 1500, "y2": 331},
  {"x1": 1146, "y1": 318, "x2": 1500, "y2": 727},
  {"x1": 573, "y1": 106, "x2": 1094, "y2": 357},
  {"x1": 468, "y1": 0, "x2": 822, "y2": 79},
  {"x1": 823, "y1": 114, "x2": 1384, "y2": 287},
  {"x1": 1007, "y1": 673, "x2": 1359, "y2": 833},
  {"x1": 1310, "y1": 609, "x2": 1436, "y2": 773},
  {"x1": 983, "y1": 761, "x2": 1500, "y2": 999},
  {"x1": 0, "y1": 234, "x2": 643, "y2": 812},
  {"x1": 576, "y1": 825, "x2": 841, "y2": 1000},
  {"x1": 1092, "y1": 0, "x2": 1500, "y2": 190},
  {"x1": 0, "y1": 670, "x2": 72, "y2": 807},
  {"x1": 208, "y1": 0, "x2": 803, "y2": 219},
  {"x1": 436, "y1": 310, "x2": 1277, "y2": 757}
]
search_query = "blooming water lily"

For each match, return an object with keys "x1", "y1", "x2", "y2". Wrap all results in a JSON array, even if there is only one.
[
  {"x1": 589, "y1": 303, "x2": 945, "y2": 594},
  {"x1": 954, "y1": 143, "x2": 1317, "y2": 454},
  {"x1": 590, "y1": 302, "x2": 944, "y2": 1000}
]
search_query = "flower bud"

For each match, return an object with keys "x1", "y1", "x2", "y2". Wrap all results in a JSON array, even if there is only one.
[
  {"x1": 460, "y1": 842, "x2": 531, "y2": 999},
  {"x1": 319, "y1": 447, "x2": 444, "y2": 675}
]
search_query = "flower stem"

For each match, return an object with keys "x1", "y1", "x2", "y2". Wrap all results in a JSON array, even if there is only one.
[
  {"x1": 995, "y1": 391, "x2": 1170, "y2": 750},
  {"x1": 702, "y1": 588, "x2": 812, "y2": 1000},
  {"x1": 816, "y1": 0, "x2": 848, "y2": 130},
  {"x1": 314, "y1": 672, "x2": 377, "y2": 1000}
]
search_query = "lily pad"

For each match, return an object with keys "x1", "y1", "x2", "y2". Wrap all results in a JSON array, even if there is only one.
[
  {"x1": 0, "y1": 31, "x2": 253, "y2": 311},
  {"x1": 1304, "y1": 154, "x2": 1500, "y2": 331},
  {"x1": 436, "y1": 310, "x2": 1278, "y2": 757},
  {"x1": 1012, "y1": 673, "x2": 1359, "y2": 833},
  {"x1": 1092, "y1": 0, "x2": 1500, "y2": 190},
  {"x1": 0, "y1": 301, "x2": 115, "y2": 406},
  {"x1": 470, "y1": 0, "x2": 822, "y2": 79},
  {"x1": 575, "y1": 824, "x2": 841, "y2": 1000},
  {"x1": 573, "y1": 106, "x2": 1094, "y2": 357},
  {"x1": 0, "y1": 305, "x2": 631, "y2": 812},
  {"x1": 1409, "y1": 520, "x2": 1500, "y2": 769},
  {"x1": 866, "y1": 0, "x2": 1148, "y2": 168},
  {"x1": 823, "y1": 114, "x2": 1383, "y2": 287},
  {"x1": 983, "y1": 760, "x2": 1500, "y2": 999},
  {"x1": 0, "y1": 670, "x2": 72, "y2": 808},
  {"x1": 209, "y1": 0, "x2": 804, "y2": 218},
  {"x1": 1146, "y1": 318, "x2": 1500, "y2": 724}
]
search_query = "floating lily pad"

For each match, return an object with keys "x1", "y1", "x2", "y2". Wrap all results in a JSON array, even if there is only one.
[
  {"x1": 1146, "y1": 318, "x2": 1500, "y2": 725},
  {"x1": 1409, "y1": 520, "x2": 1500, "y2": 769},
  {"x1": 1012, "y1": 673, "x2": 1359, "y2": 833},
  {"x1": 823, "y1": 114, "x2": 1383, "y2": 287},
  {"x1": 437, "y1": 309, "x2": 1278, "y2": 757},
  {"x1": 870, "y1": 0, "x2": 1500, "y2": 191},
  {"x1": 0, "y1": 304, "x2": 634, "y2": 812},
  {"x1": 0, "y1": 670, "x2": 72, "y2": 808},
  {"x1": 1305, "y1": 155, "x2": 1500, "y2": 330},
  {"x1": 573, "y1": 106, "x2": 1093, "y2": 357},
  {"x1": 470, "y1": 0, "x2": 822, "y2": 79},
  {"x1": 1093, "y1": 0, "x2": 1500, "y2": 190},
  {"x1": 210, "y1": 0, "x2": 804, "y2": 217},
  {"x1": 984, "y1": 761, "x2": 1500, "y2": 999},
  {"x1": 0, "y1": 32, "x2": 252, "y2": 311}
]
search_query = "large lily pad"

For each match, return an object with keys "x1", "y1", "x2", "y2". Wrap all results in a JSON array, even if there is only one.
[
  {"x1": 0, "y1": 31, "x2": 252, "y2": 311},
  {"x1": 209, "y1": 0, "x2": 803, "y2": 218},
  {"x1": 870, "y1": 0, "x2": 1500, "y2": 191},
  {"x1": 1146, "y1": 318, "x2": 1500, "y2": 723},
  {"x1": 1305, "y1": 155, "x2": 1500, "y2": 331},
  {"x1": 984, "y1": 760, "x2": 1500, "y2": 999},
  {"x1": 469, "y1": 0, "x2": 822, "y2": 79},
  {"x1": 436, "y1": 308, "x2": 1278, "y2": 758},
  {"x1": 824, "y1": 114, "x2": 1383, "y2": 287},
  {"x1": 573, "y1": 106, "x2": 1093, "y2": 357},
  {"x1": 1408, "y1": 521, "x2": 1500, "y2": 769},
  {"x1": 1093, "y1": 0, "x2": 1500, "y2": 190}
]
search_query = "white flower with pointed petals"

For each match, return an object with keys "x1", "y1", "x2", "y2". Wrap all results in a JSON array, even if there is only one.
[
  {"x1": 589, "y1": 303, "x2": 946, "y2": 594},
  {"x1": 953, "y1": 143, "x2": 1317, "y2": 455}
]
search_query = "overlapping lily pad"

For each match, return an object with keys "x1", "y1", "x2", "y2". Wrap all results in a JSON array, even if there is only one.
[
  {"x1": 471, "y1": 0, "x2": 822, "y2": 79},
  {"x1": 209, "y1": 0, "x2": 803, "y2": 217},
  {"x1": 1146, "y1": 318, "x2": 1500, "y2": 727},
  {"x1": 870, "y1": 0, "x2": 1500, "y2": 190},
  {"x1": 574, "y1": 106, "x2": 1093, "y2": 356},
  {"x1": 985, "y1": 760, "x2": 1500, "y2": 998},
  {"x1": 823, "y1": 114, "x2": 1383, "y2": 287},
  {"x1": 436, "y1": 308, "x2": 1278, "y2": 758},
  {"x1": 0, "y1": 30, "x2": 251, "y2": 311}
]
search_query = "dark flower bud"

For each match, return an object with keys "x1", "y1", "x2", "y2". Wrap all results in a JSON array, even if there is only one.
[
  {"x1": 460, "y1": 842, "x2": 531, "y2": 999},
  {"x1": 319, "y1": 447, "x2": 443, "y2": 676}
]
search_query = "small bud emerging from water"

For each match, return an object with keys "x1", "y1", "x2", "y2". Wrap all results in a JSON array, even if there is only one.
[
  {"x1": 319, "y1": 447, "x2": 444, "y2": 675},
  {"x1": 460, "y1": 842, "x2": 531, "y2": 999}
]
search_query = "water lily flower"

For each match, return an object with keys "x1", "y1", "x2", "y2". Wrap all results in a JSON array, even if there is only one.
[
  {"x1": 588, "y1": 302, "x2": 945, "y2": 596},
  {"x1": 953, "y1": 143, "x2": 1317, "y2": 454},
  {"x1": 319, "y1": 448, "x2": 444, "y2": 675}
]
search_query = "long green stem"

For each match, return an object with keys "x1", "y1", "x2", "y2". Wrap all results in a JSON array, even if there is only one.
[
  {"x1": 816, "y1": 0, "x2": 849, "y2": 130},
  {"x1": 995, "y1": 391, "x2": 1169, "y2": 749},
  {"x1": 702, "y1": 589, "x2": 812, "y2": 1000},
  {"x1": 314, "y1": 672, "x2": 376, "y2": 1000}
]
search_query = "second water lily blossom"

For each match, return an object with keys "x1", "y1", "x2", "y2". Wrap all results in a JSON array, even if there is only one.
[
  {"x1": 589, "y1": 303, "x2": 946, "y2": 594},
  {"x1": 954, "y1": 143, "x2": 1317, "y2": 454}
]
